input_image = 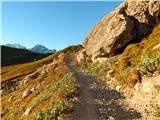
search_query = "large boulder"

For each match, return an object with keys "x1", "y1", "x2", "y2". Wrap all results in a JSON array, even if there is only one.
[{"x1": 83, "y1": 0, "x2": 160, "y2": 57}]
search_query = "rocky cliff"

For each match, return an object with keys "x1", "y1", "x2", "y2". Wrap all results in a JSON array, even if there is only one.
[{"x1": 83, "y1": 0, "x2": 160, "y2": 58}]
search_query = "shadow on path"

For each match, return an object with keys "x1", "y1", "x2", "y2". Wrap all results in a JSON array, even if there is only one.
[{"x1": 64, "y1": 55, "x2": 141, "y2": 120}]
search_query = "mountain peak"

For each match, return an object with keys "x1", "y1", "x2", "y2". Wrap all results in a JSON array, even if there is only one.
[
  {"x1": 31, "y1": 44, "x2": 56, "y2": 54},
  {"x1": 4, "y1": 43, "x2": 56, "y2": 54}
]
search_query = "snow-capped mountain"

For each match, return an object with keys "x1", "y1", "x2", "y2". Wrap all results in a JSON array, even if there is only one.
[
  {"x1": 30, "y1": 44, "x2": 56, "y2": 54},
  {"x1": 5, "y1": 43, "x2": 27, "y2": 49},
  {"x1": 4, "y1": 43, "x2": 56, "y2": 54}
]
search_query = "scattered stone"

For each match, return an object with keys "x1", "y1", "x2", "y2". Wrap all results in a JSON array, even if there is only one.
[
  {"x1": 8, "y1": 96, "x2": 14, "y2": 102},
  {"x1": 108, "y1": 116, "x2": 115, "y2": 120},
  {"x1": 91, "y1": 56, "x2": 98, "y2": 63},
  {"x1": 58, "y1": 53, "x2": 64, "y2": 58},
  {"x1": 0, "y1": 89, "x2": 4, "y2": 95},
  {"x1": 22, "y1": 88, "x2": 34, "y2": 99},
  {"x1": 142, "y1": 80, "x2": 155, "y2": 93},
  {"x1": 116, "y1": 85, "x2": 122, "y2": 92},
  {"x1": 22, "y1": 71, "x2": 39, "y2": 85},
  {"x1": 41, "y1": 69, "x2": 47, "y2": 74},
  {"x1": 108, "y1": 70, "x2": 115, "y2": 75},
  {"x1": 30, "y1": 88, "x2": 35, "y2": 92},
  {"x1": 153, "y1": 43, "x2": 160, "y2": 50},
  {"x1": 106, "y1": 71, "x2": 115, "y2": 81},
  {"x1": 22, "y1": 106, "x2": 33, "y2": 117},
  {"x1": 97, "y1": 57, "x2": 108, "y2": 63},
  {"x1": 134, "y1": 83, "x2": 141, "y2": 91}
]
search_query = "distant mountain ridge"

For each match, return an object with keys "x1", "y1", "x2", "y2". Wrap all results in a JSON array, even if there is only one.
[
  {"x1": 4, "y1": 43, "x2": 56, "y2": 54},
  {"x1": 1, "y1": 45, "x2": 49, "y2": 66},
  {"x1": 30, "y1": 44, "x2": 56, "y2": 54},
  {"x1": 5, "y1": 43, "x2": 27, "y2": 49}
]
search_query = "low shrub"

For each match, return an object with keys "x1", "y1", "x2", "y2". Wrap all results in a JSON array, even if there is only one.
[
  {"x1": 155, "y1": 104, "x2": 160, "y2": 118},
  {"x1": 115, "y1": 70, "x2": 130, "y2": 85},
  {"x1": 36, "y1": 101, "x2": 68, "y2": 120},
  {"x1": 85, "y1": 57, "x2": 115, "y2": 77},
  {"x1": 155, "y1": 85, "x2": 160, "y2": 93},
  {"x1": 137, "y1": 54, "x2": 160, "y2": 75}
]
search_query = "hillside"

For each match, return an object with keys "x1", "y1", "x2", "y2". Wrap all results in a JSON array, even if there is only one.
[
  {"x1": 1, "y1": 0, "x2": 160, "y2": 119},
  {"x1": 76, "y1": 0, "x2": 160, "y2": 119},
  {"x1": 1, "y1": 46, "x2": 50, "y2": 66},
  {"x1": 77, "y1": 23, "x2": 160, "y2": 120},
  {"x1": 1, "y1": 45, "x2": 82, "y2": 119}
]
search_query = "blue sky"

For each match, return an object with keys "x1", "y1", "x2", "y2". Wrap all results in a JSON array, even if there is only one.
[{"x1": 2, "y1": 1, "x2": 122, "y2": 50}]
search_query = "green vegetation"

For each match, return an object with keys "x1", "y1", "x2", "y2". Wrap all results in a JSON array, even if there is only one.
[
  {"x1": 28, "y1": 72, "x2": 77, "y2": 110},
  {"x1": 79, "y1": 24, "x2": 160, "y2": 85},
  {"x1": 2, "y1": 65, "x2": 78, "y2": 120},
  {"x1": 34, "y1": 72, "x2": 77, "y2": 120},
  {"x1": 1, "y1": 45, "x2": 82, "y2": 82},
  {"x1": 155, "y1": 85, "x2": 160, "y2": 93},
  {"x1": 155, "y1": 104, "x2": 160, "y2": 118},
  {"x1": 85, "y1": 62, "x2": 106, "y2": 76},
  {"x1": 84, "y1": 57, "x2": 115, "y2": 77},
  {"x1": 1, "y1": 45, "x2": 81, "y2": 120},
  {"x1": 36, "y1": 101, "x2": 68, "y2": 120},
  {"x1": 137, "y1": 54, "x2": 160, "y2": 75},
  {"x1": 111, "y1": 24, "x2": 160, "y2": 83}
]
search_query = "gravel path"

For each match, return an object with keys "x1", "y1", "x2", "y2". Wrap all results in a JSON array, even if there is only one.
[{"x1": 64, "y1": 55, "x2": 142, "y2": 120}]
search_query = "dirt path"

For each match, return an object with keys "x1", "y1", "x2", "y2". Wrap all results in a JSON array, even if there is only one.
[{"x1": 64, "y1": 55, "x2": 141, "y2": 120}]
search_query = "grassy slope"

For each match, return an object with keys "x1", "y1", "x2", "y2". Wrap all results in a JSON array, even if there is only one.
[
  {"x1": 1, "y1": 45, "x2": 82, "y2": 82},
  {"x1": 1, "y1": 45, "x2": 82, "y2": 120},
  {"x1": 1, "y1": 46, "x2": 50, "y2": 67},
  {"x1": 112, "y1": 24, "x2": 160, "y2": 83}
]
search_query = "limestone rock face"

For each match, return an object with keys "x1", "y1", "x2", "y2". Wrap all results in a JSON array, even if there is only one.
[{"x1": 83, "y1": 0, "x2": 160, "y2": 57}]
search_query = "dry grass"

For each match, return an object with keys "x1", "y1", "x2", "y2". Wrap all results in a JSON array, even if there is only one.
[
  {"x1": 79, "y1": 24, "x2": 160, "y2": 86},
  {"x1": 112, "y1": 24, "x2": 160, "y2": 84},
  {"x1": 1, "y1": 45, "x2": 82, "y2": 82},
  {"x1": 1, "y1": 45, "x2": 82, "y2": 120}
]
